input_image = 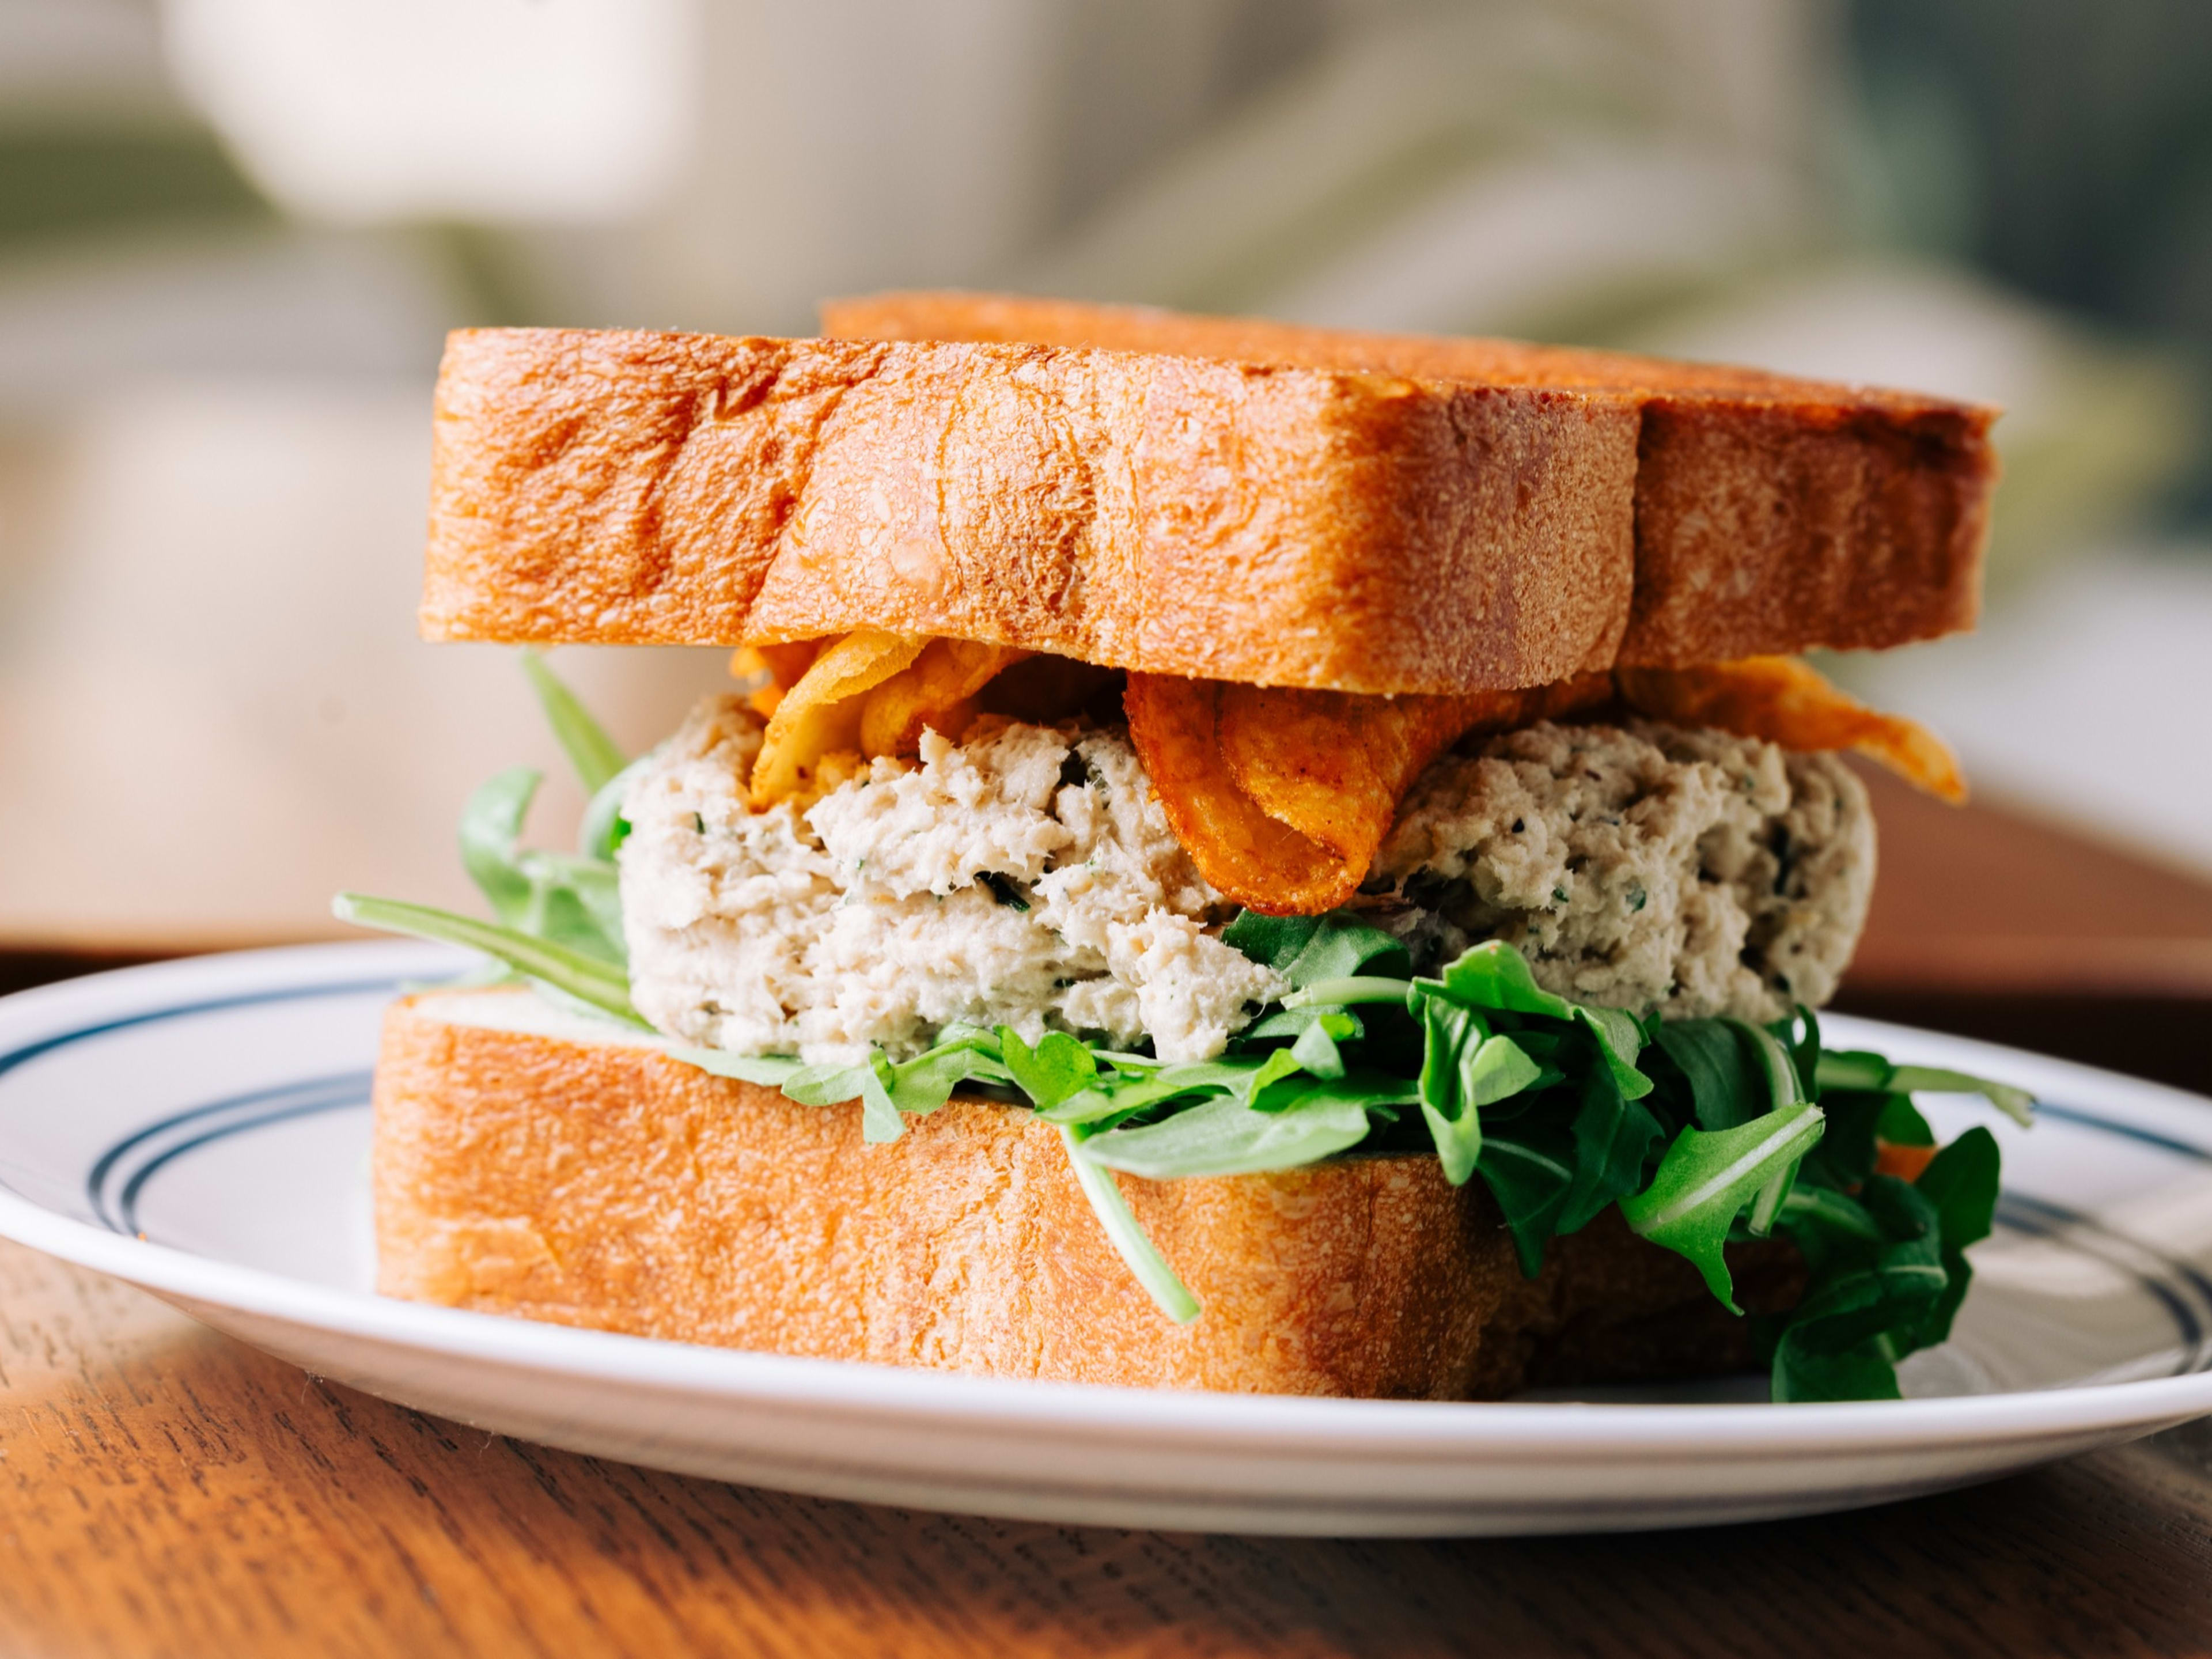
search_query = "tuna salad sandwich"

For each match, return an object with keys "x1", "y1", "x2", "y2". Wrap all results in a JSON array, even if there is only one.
[{"x1": 339, "y1": 293, "x2": 2031, "y2": 1403}]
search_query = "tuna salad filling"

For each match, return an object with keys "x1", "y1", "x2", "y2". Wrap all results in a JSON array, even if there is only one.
[{"x1": 619, "y1": 696, "x2": 1874, "y2": 1066}]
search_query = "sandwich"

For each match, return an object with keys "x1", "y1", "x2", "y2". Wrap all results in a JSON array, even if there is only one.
[{"x1": 339, "y1": 294, "x2": 2032, "y2": 1403}]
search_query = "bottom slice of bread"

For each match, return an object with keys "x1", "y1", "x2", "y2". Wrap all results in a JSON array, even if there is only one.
[{"x1": 374, "y1": 990, "x2": 1801, "y2": 1399}]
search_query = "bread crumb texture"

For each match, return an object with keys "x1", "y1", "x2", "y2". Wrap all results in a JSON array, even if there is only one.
[
  {"x1": 620, "y1": 696, "x2": 1282, "y2": 1064},
  {"x1": 1371, "y1": 720, "x2": 1874, "y2": 1021},
  {"x1": 372, "y1": 1000, "x2": 1799, "y2": 1396}
]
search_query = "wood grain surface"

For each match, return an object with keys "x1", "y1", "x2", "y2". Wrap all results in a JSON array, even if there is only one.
[
  {"x1": 3, "y1": 782, "x2": 2211, "y2": 1657},
  {"x1": 5, "y1": 1236, "x2": 2212, "y2": 1658}
]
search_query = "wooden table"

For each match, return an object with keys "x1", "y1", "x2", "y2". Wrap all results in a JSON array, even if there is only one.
[{"x1": 5, "y1": 775, "x2": 2212, "y2": 1658}]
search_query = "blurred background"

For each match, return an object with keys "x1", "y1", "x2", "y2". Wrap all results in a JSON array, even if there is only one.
[{"x1": 1, "y1": 0, "x2": 2209, "y2": 965}]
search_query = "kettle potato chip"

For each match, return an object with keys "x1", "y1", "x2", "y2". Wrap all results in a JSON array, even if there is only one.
[
  {"x1": 729, "y1": 641, "x2": 826, "y2": 717},
  {"x1": 748, "y1": 631, "x2": 926, "y2": 806},
  {"x1": 1123, "y1": 674, "x2": 1353, "y2": 914},
  {"x1": 1217, "y1": 673, "x2": 1611, "y2": 866},
  {"x1": 1134, "y1": 671, "x2": 1616, "y2": 913},
  {"x1": 1616, "y1": 656, "x2": 1965, "y2": 802},
  {"x1": 859, "y1": 639, "x2": 1031, "y2": 759}
]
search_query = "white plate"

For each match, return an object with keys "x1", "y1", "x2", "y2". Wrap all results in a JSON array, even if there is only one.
[{"x1": 2, "y1": 942, "x2": 2210, "y2": 1536}]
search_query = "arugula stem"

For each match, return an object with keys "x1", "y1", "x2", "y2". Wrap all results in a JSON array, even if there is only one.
[
  {"x1": 334, "y1": 892, "x2": 645, "y2": 1027},
  {"x1": 1281, "y1": 976, "x2": 1414, "y2": 1010},
  {"x1": 1059, "y1": 1126, "x2": 1200, "y2": 1323},
  {"x1": 520, "y1": 647, "x2": 628, "y2": 793}
]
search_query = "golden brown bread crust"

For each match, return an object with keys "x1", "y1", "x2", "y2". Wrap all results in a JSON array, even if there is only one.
[
  {"x1": 823, "y1": 291, "x2": 1999, "y2": 669},
  {"x1": 374, "y1": 993, "x2": 1799, "y2": 1398},
  {"x1": 422, "y1": 329, "x2": 1638, "y2": 695}
]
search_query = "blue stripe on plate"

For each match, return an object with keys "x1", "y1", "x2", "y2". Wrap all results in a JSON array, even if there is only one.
[
  {"x1": 113, "y1": 1084, "x2": 373, "y2": 1237},
  {"x1": 2033, "y1": 1101, "x2": 2212, "y2": 1164},
  {"x1": 2000, "y1": 1190, "x2": 2212, "y2": 1363},
  {"x1": 87, "y1": 1070, "x2": 373, "y2": 1234},
  {"x1": 0, "y1": 978, "x2": 402, "y2": 1082}
]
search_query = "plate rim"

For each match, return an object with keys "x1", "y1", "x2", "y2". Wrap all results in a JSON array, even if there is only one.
[{"x1": 3, "y1": 939, "x2": 2211, "y2": 1459}]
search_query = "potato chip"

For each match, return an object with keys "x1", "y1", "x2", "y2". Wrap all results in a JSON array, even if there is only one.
[
  {"x1": 1131, "y1": 672, "x2": 1615, "y2": 912},
  {"x1": 1615, "y1": 656, "x2": 1966, "y2": 802},
  {"x1": 730, "y1": 640, "x2": 827, "y2": 718},
  {"x1": 1217, "y1": 675, "x2": 1612, "y2": 863},
  {"x1": 1213, "y1": 689, "x2": 1469, "y2": 872},
  {"x1": 1124, "y1": 675, "x2": 1353, "y2": 914},
  {"x1": 859, "y1": 639, "x2": 1031, "y2": 758},
  {"x1": 748, "y1": 631, "x2": 926, "y2": 806}
]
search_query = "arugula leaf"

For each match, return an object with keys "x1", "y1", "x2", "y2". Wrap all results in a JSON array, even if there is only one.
[
  {"x1": 1651, "y1": 1019, "x2": 1765, "y2": 1131},
  {"x1": 781, "y1": 1059, "x2": 876, "y2": 1105},
  {"x1": 1290, "y1": 1019, "x2": 1346, "y2": 1079},
  {"x1": 1770, "y1": 1340, "x2": 1903, "y2": 1402},
  {"x1": 1815, "y1": 1052, "x2": 2035, "y2": 1127},
  {"x1": 1887, "y1": 1066, "x2": 2036, "y2": 1128},
  {"x1": 579, "y1": 754, "x2": 649, "y2": 862},
  {"x1": 1035, "y1": 1055, "x2": 1290, "y2": 1126},
  {"x1": 1243, "y1": 1003, "x2": 1366, "y2": 1041},
  {"x1": 781, "y1": 1055, "x2": 905, "y2": 1142},
  {"x1": 1773, "y1": 1004, "x2": 1824, "y2": 1100},
  {"x1": 1721, "y1": 1017, "x2": 1804, "y2": 1114},
  {"x1": 1618, "y1": 1101, "x2": 1826, "y2": 1312},
  {"x1": 1797, "y1": 1088, "x2": 1889, "y2": 1192},
  {"x1": 1766, "y1": 1137, "x2": 2001, "y2": 1403},
  {"x1": 456, "y1": 766, "x2": 626, "y2": 965},
  {"x1": 1556, "y1": 1057, "x2": 1666, "y2": 1236},
  {"x1": 1222, "y1": 910, "x2": 1409, "y2": 989},
  {"x1": 888, "y1": 1033, "x2": 1013, "y2": 1113},
  {"x1": 520, "y1": 851, "x2": 626, "y2": 964},
  {"x1": 1475, "y1": 1123, "x2": 1578, "y2": 1275},
  {"x1": 1081, "y1": 1088, "x2": 1375, "y2": 1179},
  {"x1": 1059, "y1": 1126, "x2": 1200, "y2": 1322},
  {"x1": 520, "y1": 647, "x2": 627, "y2": 794},
  {"x1": 1428, "y1": 942, "x2": 1651, "y2": 1100},
  {"x1": 459, "y1": 766, "x2": 543, "y2": 925},
  {"x1": 1770, "y1": 1178, "x2": 1948, "y2": 1403},
  {"x1": 997, "y1": 1028, "x2": 1098, "y2": 1110},
  {"x1": 1232, "y1": 1045, "x2": 1306, "y2": 1103},
  {"x1": 332, "y1": 892, "x2": 644, "y2": 1026},
  {"x1": 1778, "y1": 1183, "x2": 1887, "y2": 1247},
  {"x1": 1813, "y1": 1048, "x2": 1893, "y2": 1093},
  {"x1": 1876, "y1": 1094, "x2": 1937, "y2": 1147},
  {"x1": 1414, "y1": 999, "x2": 1544, "y2": 1185},
  {"x1": 1909, "y1": 1127, "x2": 2001, "y2": 1347}
]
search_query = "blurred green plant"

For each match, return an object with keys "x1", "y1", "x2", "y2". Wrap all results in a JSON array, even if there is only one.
[{"x1": 0, "y1": 122, "x2": 268, "y2": 250}]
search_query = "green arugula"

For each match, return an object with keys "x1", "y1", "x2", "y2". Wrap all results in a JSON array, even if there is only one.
[
  {"x1": 1618, "y1": 1102, "x2": 1825, "y2": 1310},
  {"x1": 335, "y1": 653, "x2": 2033, "y2": 1399},
  {"x1": 519, "y1": 646, "x2": 627, "y2": 794},
  {"x1": 330, "y1": 891, "x2": 643, "y2": 1025}
]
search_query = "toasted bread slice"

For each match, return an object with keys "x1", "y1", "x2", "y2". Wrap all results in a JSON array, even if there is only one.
[
  {"x1": 823, "y1": 291, "x2": 2002, "y2": 668},
  {"x1": 422, "y1": 329, "x2": 1637, "y2": 695},
  {"x1": 374, "y1": 990, "x2": 1801, "y2": 1398},
  {"x1": 421, "y1": 316, "x2": 1994, "y2": 696}
]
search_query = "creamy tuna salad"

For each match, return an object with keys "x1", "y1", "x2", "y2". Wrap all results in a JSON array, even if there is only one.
[
  {"x1": 1370, "y1": 720, "x2": 1873, "y2": 1024},
  {"x1": 620, "y1": 698, "x2": 1874, "y2": 1065},
  {"x1": 620, "y1": 698, "x2": 1283, "y2": 1065}
]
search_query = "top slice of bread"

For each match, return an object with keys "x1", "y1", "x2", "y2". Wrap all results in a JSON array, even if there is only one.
[
  {"x1": 421, "y1": 302, "x2": 1998, "y2": 695},
  {"x1": 422, "y1": 328, "x2": 1638, "y2": 694},
  {"x1": 823, "y1": 293, "x2": 2002, "y2": 674}
]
